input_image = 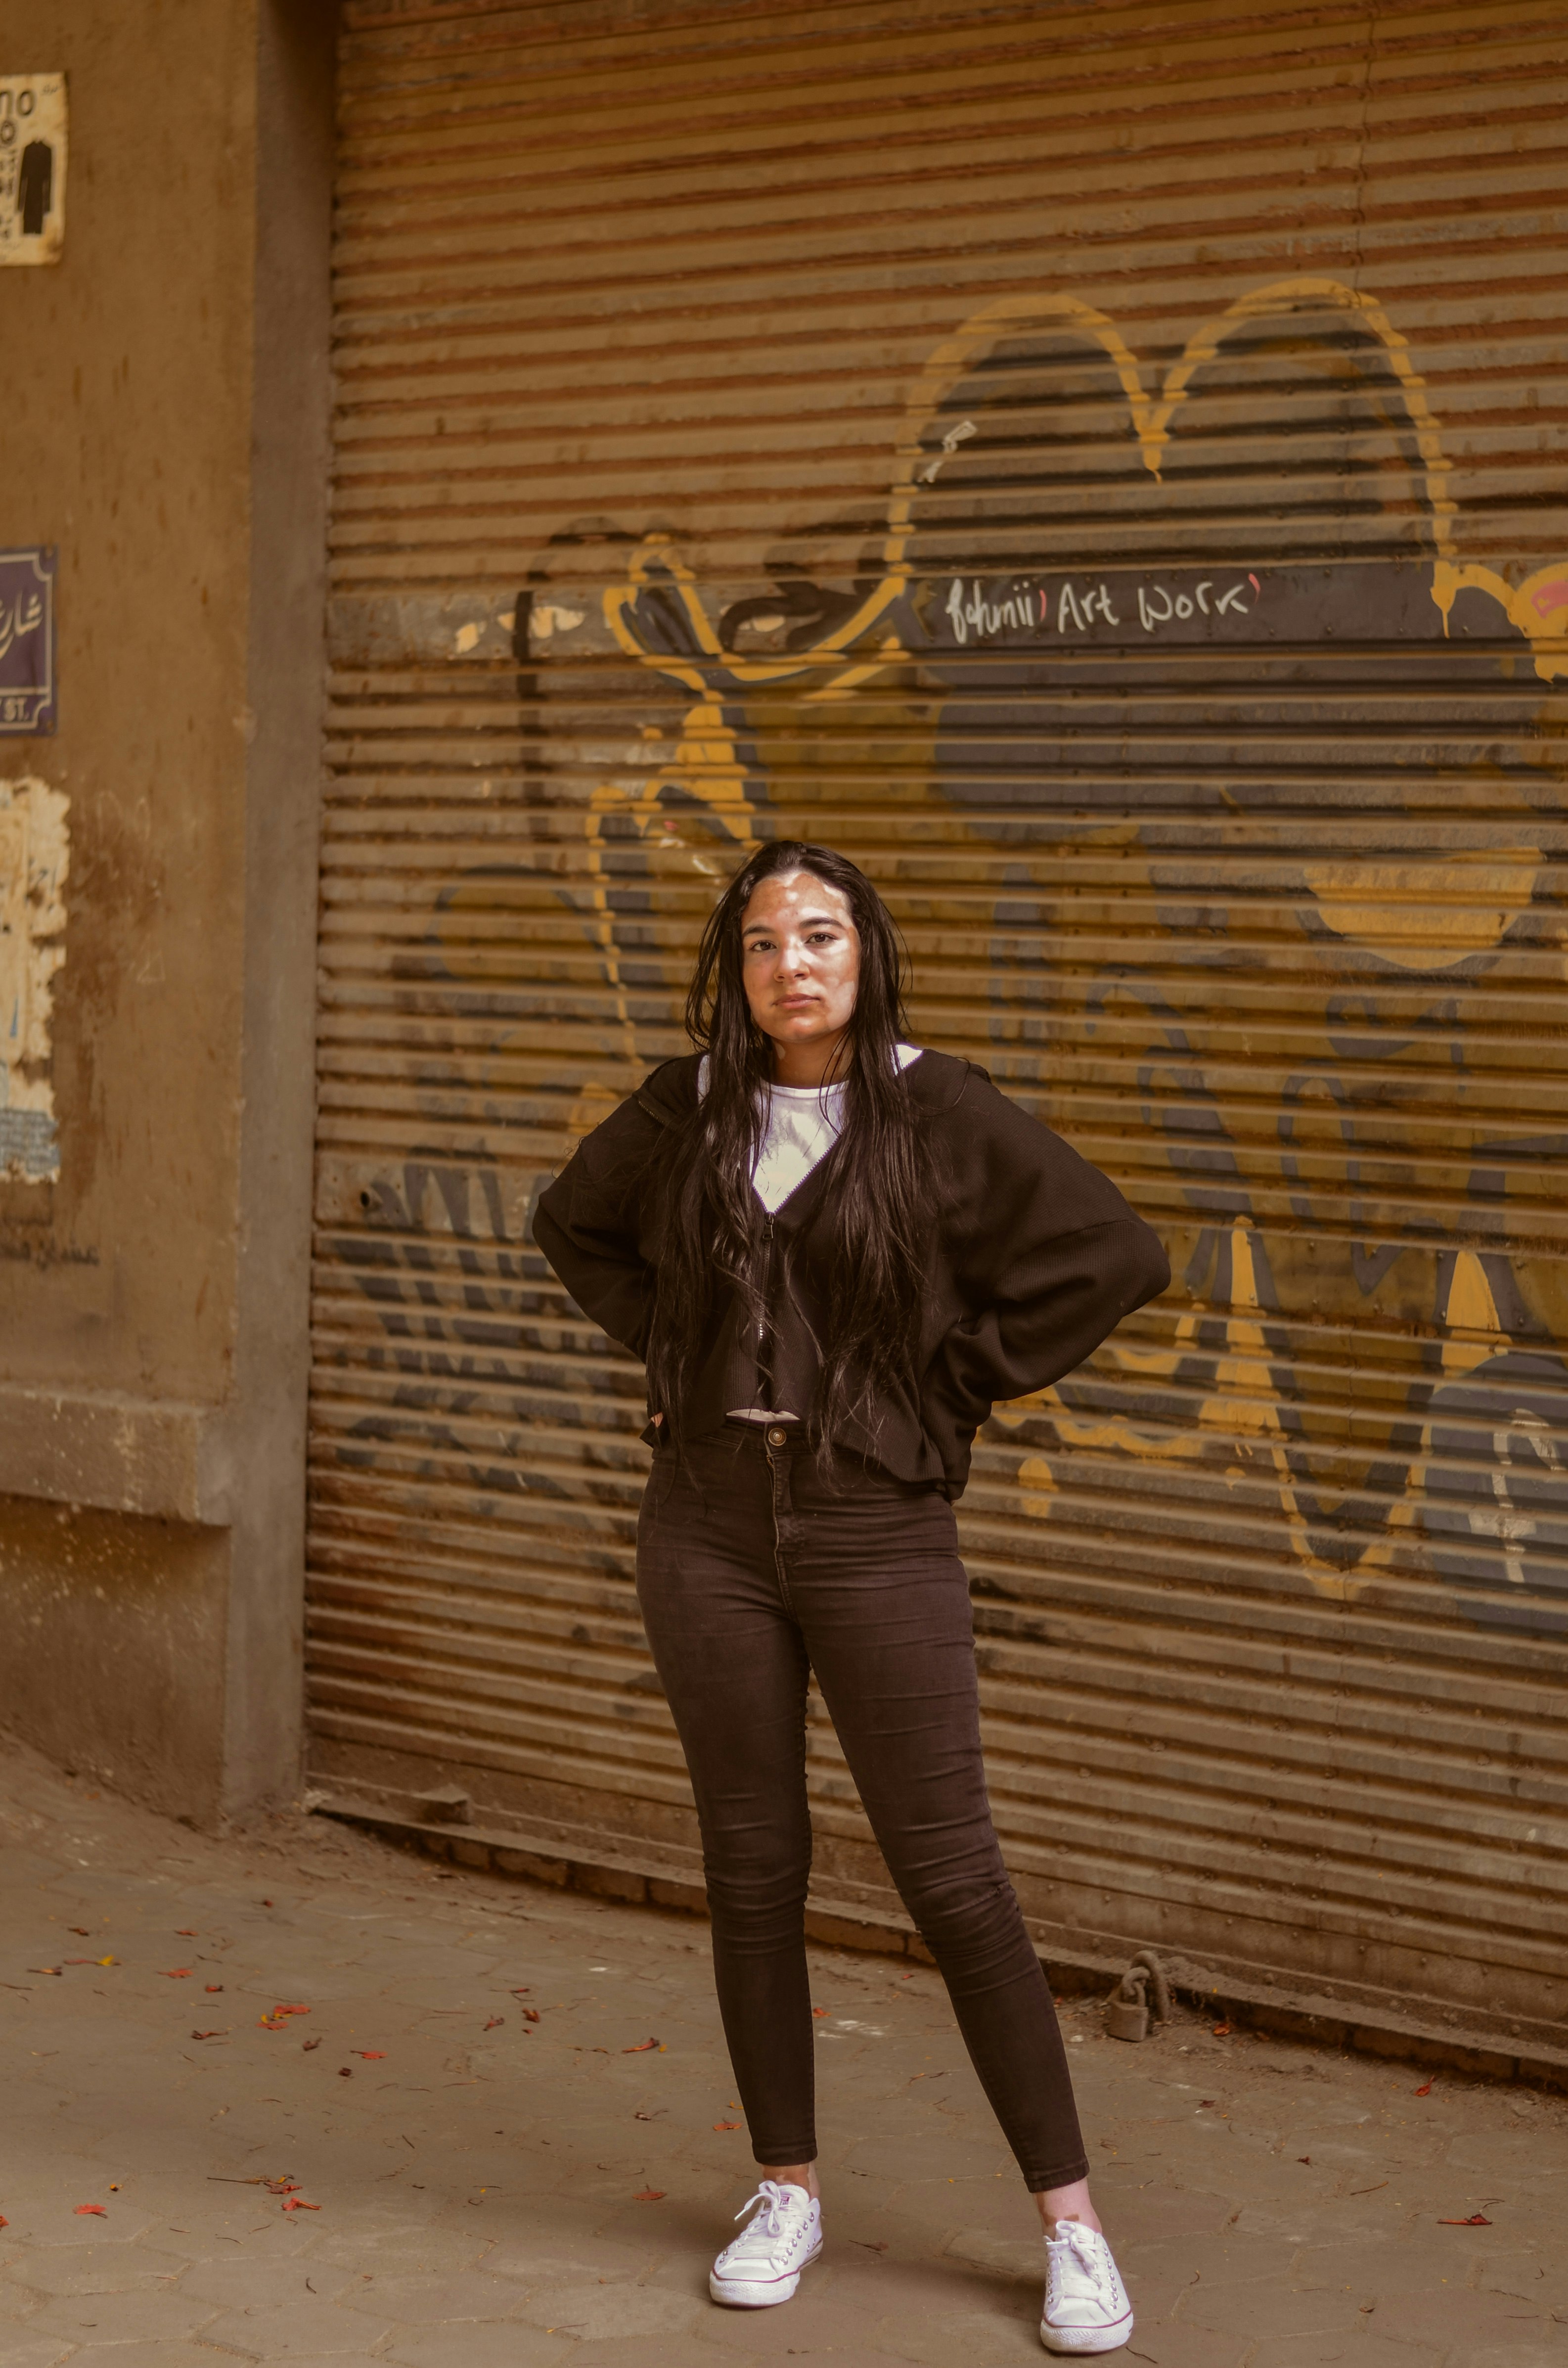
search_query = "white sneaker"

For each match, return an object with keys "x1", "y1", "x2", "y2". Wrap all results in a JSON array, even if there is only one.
[
  {"x1": 709, "y1": 2179, "x2": 822, "y2": 2308},
  {"x1": 1040, "y1": 2219, "x2": 1134, "y2": 2353}
]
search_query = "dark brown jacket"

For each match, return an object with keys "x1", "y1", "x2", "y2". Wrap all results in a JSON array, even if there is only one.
[{"x1": 533, "y1": 1049, "x2": 1168, "y2": 1497}]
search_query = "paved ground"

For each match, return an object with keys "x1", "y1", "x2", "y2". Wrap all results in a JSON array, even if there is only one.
[{"x1": 1, "y1": 1735, "x2": 1564, "y2": 2368}]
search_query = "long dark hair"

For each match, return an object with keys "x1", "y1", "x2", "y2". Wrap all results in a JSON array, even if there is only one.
[{"x1": 645, "y1": 841, "x2": 934, "y2": 1454}]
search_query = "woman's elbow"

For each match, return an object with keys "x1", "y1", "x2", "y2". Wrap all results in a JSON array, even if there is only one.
[{"x1": 1130, "y1": 1225, "x2": 1171, "y2": 1309}]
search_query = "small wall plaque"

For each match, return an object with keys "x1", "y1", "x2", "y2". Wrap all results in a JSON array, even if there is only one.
[
  {"x1": 0, "y1": 549, "x2": 56, "y2": 734},
  {"x1": 0, "y1": 75, "x2": 66, "y2": 265}
]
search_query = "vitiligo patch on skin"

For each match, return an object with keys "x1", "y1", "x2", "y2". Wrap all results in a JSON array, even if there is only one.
[{"x1": 0, "y1": 775, "x2": 68, "y2": 1180}]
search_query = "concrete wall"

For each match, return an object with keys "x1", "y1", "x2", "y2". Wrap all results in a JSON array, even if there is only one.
[{"x1": 0, "y1": 0, "x2": 333, "y2": 1820}]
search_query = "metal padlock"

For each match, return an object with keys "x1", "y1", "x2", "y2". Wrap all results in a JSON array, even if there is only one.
[
  {"x1": 1103, "y1": 1948, "x2": 1171, "y2": 2044},
  {"x1": 1104, "y1": 1964, "x2": 1150, "y2": 2043}
]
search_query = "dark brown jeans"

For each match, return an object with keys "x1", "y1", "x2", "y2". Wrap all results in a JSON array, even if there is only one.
[{"x1": 635, "y1": 1421, "x2": 1089, "y2": 2192}]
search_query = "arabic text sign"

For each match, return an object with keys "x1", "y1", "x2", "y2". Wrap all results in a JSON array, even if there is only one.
[
  {"x1": 0, "y1": 551, "x2": 57, "y2": 734},
  {"x1": 0, "y1": 76, "x2": 66, "y2": 264}
]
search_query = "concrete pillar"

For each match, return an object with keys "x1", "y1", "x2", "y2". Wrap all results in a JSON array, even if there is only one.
[{"x1": 0, "y1": 0, "x2": 334, "y2": 1821}]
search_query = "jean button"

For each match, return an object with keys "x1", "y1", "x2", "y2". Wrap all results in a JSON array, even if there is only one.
[{"x1": 766, "y1": 1426, "x2": 789, "y2": 1448}]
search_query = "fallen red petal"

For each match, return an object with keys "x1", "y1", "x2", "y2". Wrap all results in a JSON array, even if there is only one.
[
  {"x1": 177, "y1": 1929, "x2": 197, "y2": 1938},
  {"x1": 1212, "y1": 2022, "x2": 1233, "y2": 2037},
  {"x1": 70, "y1": 1927, "x2": 90, "y2": 1936},
  {"x1": 811, "y1": 2007, "x2": 829, "y2": 2018},
  {"x1": 30, "y1": 1967, "x2": 62, "y2": 1977},
  {"x1": 191, "y1": 2030, "x2": 227, "y2": 2041},
  {"x1": 161, "y1": 1969, "x2": 194, "y2": 1979},
  {"x1": 352, "y1": 2049, "x2": 386, "y2": 2060},
  {"x1": 205, "y1": 1984, "x2": 223, "y2": 1994},
  {"x1": 1414, "y1": 2080, "x2": 1434, "y2": 2096},
  {"x1": 1438, "y1": 2213, "x2": 1491, "y2": 2226},
  {"x1": 484, "y1": 2017, "x2": 503, "y2": 2031},
  {"x1": 622, "y1": 2038, "x2": 659, "y2": 2053},
  {"x1": 713, "y1": 2121, "x2": 740, "y2": 2132},
  {"x1": 634, "y1": 2189, "x2": 666, "y2": 2203},
  {"x1": 74, "y1": 2205, "x2": 107, "y2": 2217},
  {"x1": 522, "y1": 2008, "x2": 540, "y2": 2023},
  {"x1": 281, "y1": 2197, "x2": 320, "y2": 2213}
]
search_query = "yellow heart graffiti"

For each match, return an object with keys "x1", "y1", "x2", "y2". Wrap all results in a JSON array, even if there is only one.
[{"x1": 603, "y1": 273, "x2": 1568, "y2": 689}]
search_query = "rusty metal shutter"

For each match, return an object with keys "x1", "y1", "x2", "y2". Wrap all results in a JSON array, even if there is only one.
[{"x1": 312, "y1": 0, "x2": 1568, "y2": 2058}]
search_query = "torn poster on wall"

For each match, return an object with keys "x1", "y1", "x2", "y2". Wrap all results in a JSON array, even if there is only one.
[
  {"x1": 0, "y1": 549, "x2": 56, "y2": 733},
  {"x1": 0, "y1": 76, "x2": 66, "y2": 265},
  {"x1": 0, "y1": 777, "x2": 68, "y2": 1181}
]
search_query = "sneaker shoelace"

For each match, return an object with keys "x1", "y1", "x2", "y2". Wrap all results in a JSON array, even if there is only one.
[
  {"x1": 1048, "y1": 2220, "x2": 1115, "y2": 2308},
  {"x1": 731, "y1": 2179, "x2": 797, "y2": 2249}
]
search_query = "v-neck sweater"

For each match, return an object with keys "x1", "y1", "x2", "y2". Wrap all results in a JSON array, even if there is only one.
[
  {"x1": 534, "y1": 1049, "x2": 1169, "y2": 1497},
  {"x1": 702, "y1": 1048, "x2": 921, "y2": 1417}
]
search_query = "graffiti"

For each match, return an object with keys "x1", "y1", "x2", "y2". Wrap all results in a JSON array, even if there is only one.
[
  {"x1": 316, "y1": 1148, "x2": 650, "y2": 1535},
  {"x1": 941, "y1": 569, "x2": 1263, "y2": 645},
  {"x1": 327, "y1": 273, "x2": 1568, "y2": 1637}
]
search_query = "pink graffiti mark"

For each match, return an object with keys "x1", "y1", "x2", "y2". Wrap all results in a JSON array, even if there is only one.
[{"x1": 1530, "y1": 578, "x2": 1568, "y2": 619}]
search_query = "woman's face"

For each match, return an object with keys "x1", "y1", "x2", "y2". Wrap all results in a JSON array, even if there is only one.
[{"x1": 740, "y1": 870, "x2": 861, "y2": 1070}]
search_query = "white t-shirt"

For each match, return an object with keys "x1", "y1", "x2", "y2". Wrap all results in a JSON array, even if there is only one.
[
  {"x1": 699, "y1": 1044, "x2": 924, "y2": 1212},
  {"x1": 700, "y1": 1045, "x2": 924, "y2": 1421}
]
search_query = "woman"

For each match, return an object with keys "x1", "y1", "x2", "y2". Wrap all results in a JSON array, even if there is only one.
[{"x1": 535, "y1": 841, "x2": 1168, "y2": 2354}]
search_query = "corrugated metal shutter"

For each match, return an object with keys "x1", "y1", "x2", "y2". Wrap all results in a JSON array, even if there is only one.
[{"x1": 312, "y1": 0, "x2": 1568, "y2": 2054}]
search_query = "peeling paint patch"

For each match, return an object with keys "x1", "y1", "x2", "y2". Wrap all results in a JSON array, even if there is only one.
[
  {"x1": 0, "y1": 774, "x2": 68, "y2": 1179},
  {"x1": 529, "y1": 600, "x2": 586, "y2": 641},
  {"x1": 327, "y1": 591, "x2": 520, "y2": 667}
]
